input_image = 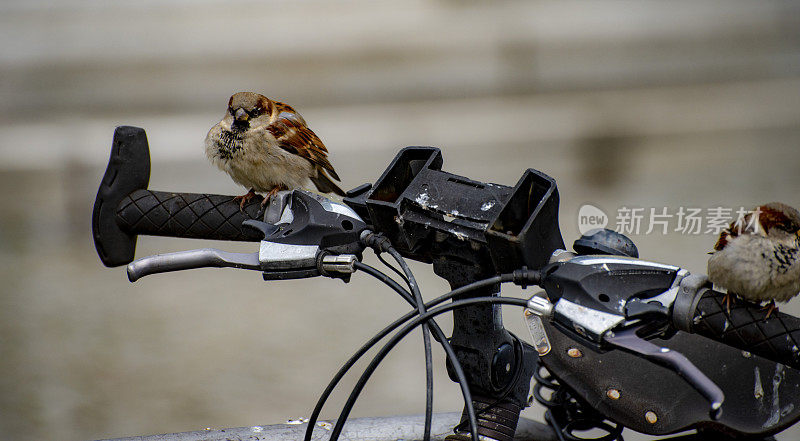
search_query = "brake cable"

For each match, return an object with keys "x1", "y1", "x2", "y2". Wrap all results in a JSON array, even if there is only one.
[
  {"x1": 328, "y1": 296, "x2": 532, "y2": 441},
  {"x1": 375, "y1": 252, "x2": 409, "y2": 286},
  {"x1": 303, "y1": 273, "x2": 517, "y2": 441}
]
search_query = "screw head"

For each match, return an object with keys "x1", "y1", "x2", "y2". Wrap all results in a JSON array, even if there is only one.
[
  {"x1": 606, "y1": 389, "x2": 621, "y2": 400},
  {"x1": 645, "y1": 411, "x2": 658, "y2": 424},
  {"x1": 567, "y1": 348, "x2": 583, "y2": 358}
]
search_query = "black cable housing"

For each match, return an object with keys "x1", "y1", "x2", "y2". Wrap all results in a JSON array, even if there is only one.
[
  {"x1": 375, "y1": 252, "x2": 410, "y2": 286},
  {"x1": 328, "y1": 296, "x2": 530, "y2": 441},
  {"x1": 382, "y1": 245, "x2": 435, "y2": 441},
  {"x1": 303, "y1": 272, "x2": 512, "y2": 441},
  {"x1": 354, "y1": 261, "x2": 477, "y2": 430},
  {"x1": 353, "y1": 261, "x2": 414, "y2": 306}
]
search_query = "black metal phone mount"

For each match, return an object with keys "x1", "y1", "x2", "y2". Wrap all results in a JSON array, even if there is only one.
[
  {"x1": 344, "y1": 146, "x2": 565, "y2": 272},
  {"x1": 344, "y1": 146, "x2": 565, "y2": 440}
]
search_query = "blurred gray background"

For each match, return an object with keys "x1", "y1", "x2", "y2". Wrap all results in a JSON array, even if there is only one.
[{"x1": 1, "y1": 1, "x2": 799, "y2": 440}]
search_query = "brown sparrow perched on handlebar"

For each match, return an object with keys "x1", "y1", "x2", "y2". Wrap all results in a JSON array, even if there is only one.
[
  {"x1": 708, "y1": 202, "x2": 800, "y2": 315},
  {"x1": 205, "y1": 92, "x2": 345, "y2": 208}
]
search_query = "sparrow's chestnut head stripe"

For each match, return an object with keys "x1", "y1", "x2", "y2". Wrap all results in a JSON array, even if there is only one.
[{"x1": 759, "y1": 202, "x2": 800, "y2": 235}]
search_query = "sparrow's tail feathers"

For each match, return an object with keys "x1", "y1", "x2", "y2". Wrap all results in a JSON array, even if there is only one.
[
  {"x1": 312, "y1": 169, "x2": 346, "y2": 196},
  {"x1": 324, "y1": 165, "x2": 341, "y2": 182}
]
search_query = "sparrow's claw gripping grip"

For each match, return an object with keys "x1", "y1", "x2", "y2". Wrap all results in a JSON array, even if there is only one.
[
  {"x1": 689, "y1": 289, "x2": 800, "y2": 370},
  {"x1": 92, "y1": 126, "x2": 263, "y2": 267}
]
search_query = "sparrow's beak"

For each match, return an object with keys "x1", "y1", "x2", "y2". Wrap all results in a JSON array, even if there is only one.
[{"x1": 234, "y1": 108, "x2": 249, "y2": 122}]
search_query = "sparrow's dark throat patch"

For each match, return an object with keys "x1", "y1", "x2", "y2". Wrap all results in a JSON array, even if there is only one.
[
  {"x1": 217, "y1": 130, "x2": 243, "y2": 160},
  {"x1": 231, "y1": 119, "x2": 250, "y2": 132}
]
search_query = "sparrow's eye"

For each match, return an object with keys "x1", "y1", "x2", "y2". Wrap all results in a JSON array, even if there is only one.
[{"x1": 782, "y1": 221, "x2": 798, "y2": 233}]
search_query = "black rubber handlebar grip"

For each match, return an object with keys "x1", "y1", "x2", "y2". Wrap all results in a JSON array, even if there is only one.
[
  {"x1": 690, "y1": 289, "x2": 800, "y2": 370},
  {"x1": 93, "y1": 126, "x2": 263, "y2": 268},
  {"x1": 116, "y1": 189, "x2": 262, "y2": 242}
]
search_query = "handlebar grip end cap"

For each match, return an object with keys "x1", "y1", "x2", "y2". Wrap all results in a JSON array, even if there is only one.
[{"x1": 92, "y1": 126, "x2": 151, "y2": 267}]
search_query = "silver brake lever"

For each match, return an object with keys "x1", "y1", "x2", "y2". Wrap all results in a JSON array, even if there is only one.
[
  {"x1": 127, "y1": 248, "x2": 260, "y2": 282},
  {"x1": 126, "y1": 244, "x2": 355, "y2": 282}
]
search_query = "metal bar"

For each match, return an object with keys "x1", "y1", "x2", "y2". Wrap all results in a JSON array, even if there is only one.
[{"x1": 95, "y1": 413, "x2": 556, "y2": 441}]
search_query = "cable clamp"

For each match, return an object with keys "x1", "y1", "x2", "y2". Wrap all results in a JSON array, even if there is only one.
[
  {"x1": 511, "y1": 267, "x2": 542, "y2": 288},
  {"x1": 359, "y1": 230, "x2": 393, "y2": 253}
]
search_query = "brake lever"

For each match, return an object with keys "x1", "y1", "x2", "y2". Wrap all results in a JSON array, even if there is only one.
[
  {"x1": 531, "y1": 257, "x2": 726, "y2": 421},
  {"x1": 604, "y1": 326, "x2": 724, "y2": 420},
  {"x1": 127, "y1": 248, "x2": 260, "y2": 282},
  {"x1": 124, "y1": 218, "x2": 317, "y2": 282}
]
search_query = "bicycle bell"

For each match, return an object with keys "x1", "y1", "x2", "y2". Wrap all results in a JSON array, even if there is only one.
[{"x1": 573, "y1": 228, "x2": 638, "y2": 258}]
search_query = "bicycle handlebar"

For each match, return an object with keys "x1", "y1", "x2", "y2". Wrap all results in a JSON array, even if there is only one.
[{"x1": 94, "y1": 126, "x2": 800, "y2": 440}]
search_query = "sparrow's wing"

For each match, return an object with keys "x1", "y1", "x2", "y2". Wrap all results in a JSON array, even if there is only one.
[
  {"x1": 713, "y1": 231, "x2": 729, "y2": 252},
  {"x1": 268, "y1": 104, "x2": 341, "y2": 182},
  {"x1": 272, "y1": 101, "x2": 307, "y2": 125},
  {"x1": 714, "y1": 210, "x2": 761, "y2": 251}
]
